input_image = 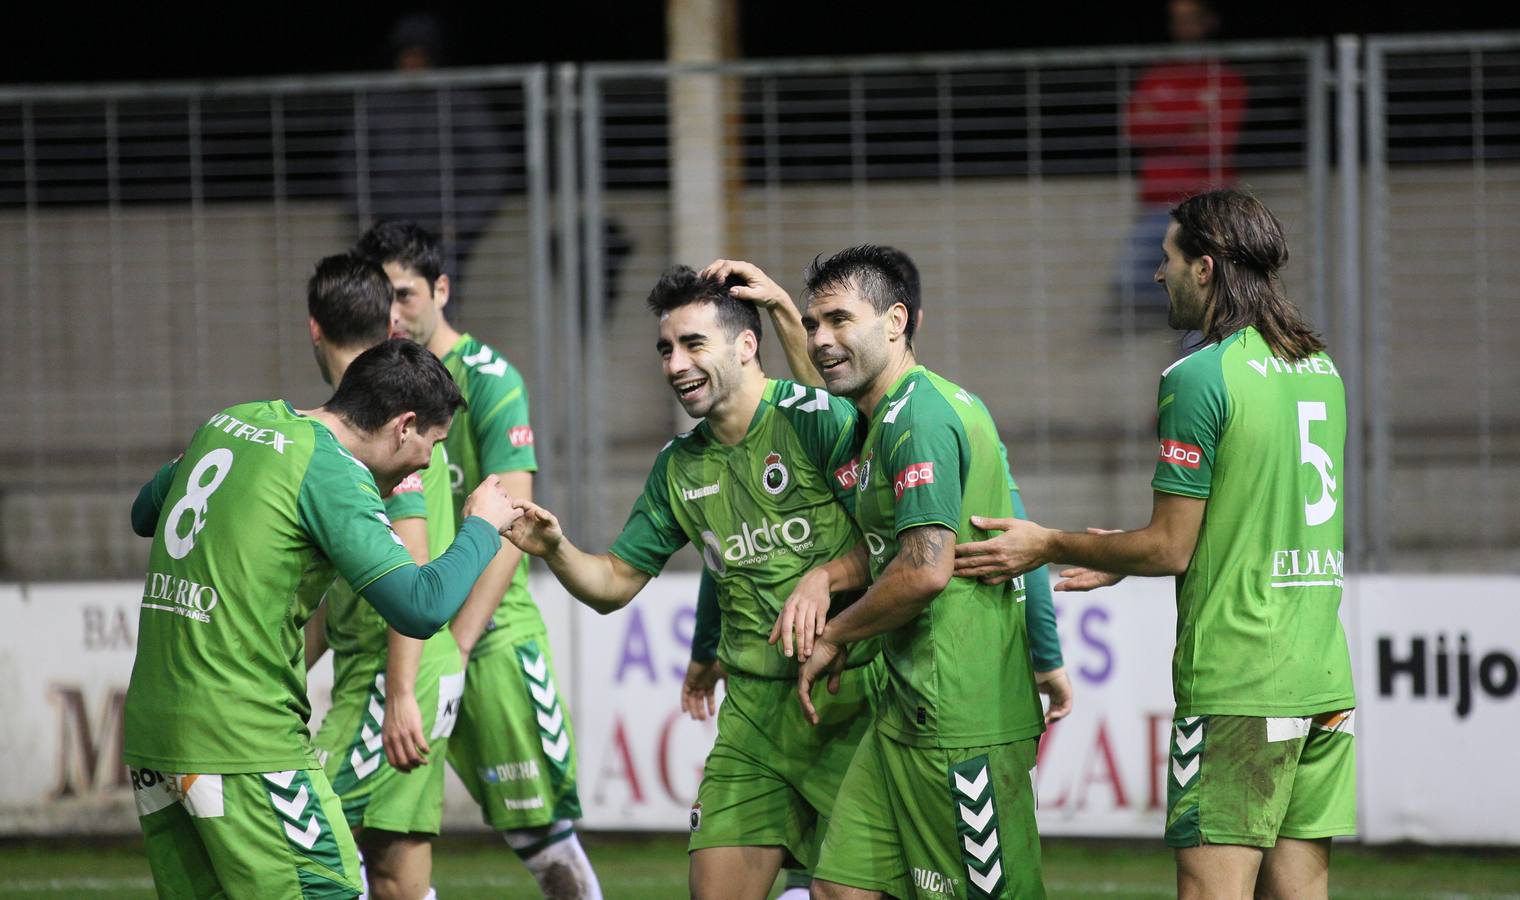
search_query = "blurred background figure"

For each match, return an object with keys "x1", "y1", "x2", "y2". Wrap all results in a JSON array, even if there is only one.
[
  {"x1": 1112, "y1": 0, "x2": 1247, "y2": 330},
  {"x1": 341, "y1": 12, "x2": 512, "y2": 311}
]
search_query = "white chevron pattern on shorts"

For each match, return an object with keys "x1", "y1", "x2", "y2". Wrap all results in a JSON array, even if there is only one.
[
  {"x1": 967, "y1": 860, "x2": 1004, "y2": 894},
  {"x1": 963, "y1": 829, "x2": 999, "y2": 865},
  {"x1": 958, "y1": 798, "x2": 994, "y2": 833},
  {"x1": 953, "y1": 765, "x2": 989, "y2": 801}
]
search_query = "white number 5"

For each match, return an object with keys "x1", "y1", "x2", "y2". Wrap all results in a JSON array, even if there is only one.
[{"x1": 1297, "y1": 402, "x2": 1337, "y2": 527}]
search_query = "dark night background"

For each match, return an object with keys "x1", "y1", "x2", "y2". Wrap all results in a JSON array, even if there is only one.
[{"x1": 6, "y1": 1, "x2": 1516, "y2": 84}]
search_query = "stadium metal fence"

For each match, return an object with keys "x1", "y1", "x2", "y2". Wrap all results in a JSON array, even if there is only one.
[{"x1": 0, "y1": 34, "x2": 1514, "y2": 579}]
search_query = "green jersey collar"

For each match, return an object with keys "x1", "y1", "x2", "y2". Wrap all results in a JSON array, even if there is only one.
[
  {"x1": 869, "y1": 365, "x2": 926, "y2": 422},
  {"x1": 695, "y1": 377, "x2": 776, "y2": 446},
  {"x1": 443, "y1": 332, "x2": 474, "y2": 360}
]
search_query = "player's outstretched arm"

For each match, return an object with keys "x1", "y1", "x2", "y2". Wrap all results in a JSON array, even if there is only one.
[
  {"x1": 956, "y1": 492, "x2": 1205, "y2": 580},
  {"x1": 504, "y1": 499, "x2": 651, "y2": 614},
  {"x1": 353, "y1": 477, "x2": 520, "y2": 639},
  {"x1": 702, "y1": 258, "x2": 822, "y2": 387},
  {"x1": 383, "y1": 514, "x2": 432, "y2": 772}
]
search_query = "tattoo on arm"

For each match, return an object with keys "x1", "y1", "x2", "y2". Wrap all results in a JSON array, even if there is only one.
[{"x1": 899, "y1": 526, "x2": 950, "y2": 568}]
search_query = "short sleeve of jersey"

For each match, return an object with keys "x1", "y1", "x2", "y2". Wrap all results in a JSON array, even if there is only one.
[
  {"x1": 466, "y1": 348, "x2": 539, "y2": 476},
  {"x1": 298, "y1": 430, "x2": 417, "y2": 593},
  {"x1": 385, "y1": 471, "x2": 427, "y2": 521},
  {"x1": 1151, "y1": 351, "x2": 1229, "y2": 499},
  {"x1": 607, "y1": 442, "x2": 688, "y2": 576},
  {"x1": 883, "y1": 387, "x2": 966, "y2": 535},
  {"x1": 774, "y1": 380, "x2": 862, "y2": 508}
]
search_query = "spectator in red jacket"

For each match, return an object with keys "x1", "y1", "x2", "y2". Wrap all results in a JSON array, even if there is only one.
[{"x1": 1113, "y1": 0, "x2": 1248, "y2": 330}]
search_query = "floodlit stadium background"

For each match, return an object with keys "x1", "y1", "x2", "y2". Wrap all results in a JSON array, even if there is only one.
[{"x1": 0, "y1": 5, "x2": 1516, "y2": 892}]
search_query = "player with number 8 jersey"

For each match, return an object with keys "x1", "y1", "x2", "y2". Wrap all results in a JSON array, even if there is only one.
[{"x1": 123, "y1": 337, "x2": 517, "y2": 900}]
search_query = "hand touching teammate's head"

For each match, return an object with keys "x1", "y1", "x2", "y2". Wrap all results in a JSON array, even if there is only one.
[{"x1": 646, "y1": 265, "x2": 764, "y2": 346}]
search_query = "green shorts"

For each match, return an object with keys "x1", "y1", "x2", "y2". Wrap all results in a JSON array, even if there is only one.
[
  {"x1": 132, "y1": 766, "x2": 361, "y2": 899},
  {"x1": 313, "y1": 634, "x2": 465, "y2": 836},
  {"x1": 448, "y1": 633, "x2": 582, "y2": 830},
  {"x1": 688, "y1": 660, "x2": 880, "y2": 868},
  {"x1": 1165, "y1": 709, "x2": 1357, "y2": 849},
  {"x1": 815, "y1": 728, "x2": 1044, "y2": 900}
]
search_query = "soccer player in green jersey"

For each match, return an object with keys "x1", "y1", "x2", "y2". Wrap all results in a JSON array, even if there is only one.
[
  {"x1": 125, "y1": 335, "x2": 522, "y2": 900},
  {"x1": 695, "y1": 251, "x2": 1072, "y2": 720},
  {"x1": 299, "y1": 253, "x2": 465, "y2": 900},
  {"x1": 775, "y1": 245, "x2": 1047, "y2": 899},
  {"x1": 955, "y1": 189, "x2": 1356, "y2": 899},
  {"x1": 506, "y1": 265, "x2": 884, "y2": 900},
  {"x1": 358, "y1": 222, "x2": 602, "y2": 899}
]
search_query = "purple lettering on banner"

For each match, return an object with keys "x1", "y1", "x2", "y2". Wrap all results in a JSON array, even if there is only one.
[
  {"x1": 1078, "y1": 605, "x2": 1113, "y2": 684},
  {"x1": 671, "y1": 605, "x2": 696, "y2": 681},
  {"x1": 616, "y1": 606, "x2": 658, "y2": 684}
]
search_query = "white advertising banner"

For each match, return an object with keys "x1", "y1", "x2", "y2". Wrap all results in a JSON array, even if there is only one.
[
  {"x1": 1352, "y1": 576, "x2": 1519, "y2": 844},
  {"x1": 568, "y1": 573, "x2": 719, "y2": 831},
  {"x1": 2, "y1": 575, "x2": 1515, "y2": 844}
]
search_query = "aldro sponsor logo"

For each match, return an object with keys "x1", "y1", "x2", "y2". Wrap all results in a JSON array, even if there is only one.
[
  {"x1": 1380, "y1": 633, "x2": 1517, "y2": 719},
  {"x1": 699, "y1": 518, "x2": 815, "y2": 575}
]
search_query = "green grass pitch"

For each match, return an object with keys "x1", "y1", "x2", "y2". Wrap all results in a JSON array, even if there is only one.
[{"x1": 1, "y1": 834, "x2": 1516, "y2": 898}]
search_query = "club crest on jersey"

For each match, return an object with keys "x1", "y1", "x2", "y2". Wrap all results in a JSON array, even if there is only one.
[
  {"x1": 689, "y1": 801, "x2": 703, "y2": 832},
  {"x1": 858, "y1": 451, "x2": 874, "y2": 490},
  {"x1": 762, "y1": 452, "x2": 790, "y2": 495}
]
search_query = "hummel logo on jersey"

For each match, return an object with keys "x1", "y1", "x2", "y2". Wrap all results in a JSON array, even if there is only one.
[
  {"x1": 682, "y1": 482, "x2": 720, "y2": 501},
  {"x1": 462, "y1": 346, "x2": 507, "y2": 377},
  {"x1": 834, "y1": 458, "x2": 860, "y2": 490},
  {"x1": 1158, "y1": 439, "x2": 1202, "y2": 469},
  {"x1": 509, "y1": 425, "x2": 534, "y2": 447},
  {"x1": 894, "y1": 462, "x2": 934, "y2": 499}
]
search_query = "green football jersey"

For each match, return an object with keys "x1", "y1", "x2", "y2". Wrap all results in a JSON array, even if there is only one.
[
  {"x1": 124, "y1": 401, "x2": 418, "y2": 773},
  {"x1": 440, "y1": 334, "x2": 541, "y2": 652},
  {"x1": 854, "y1": 366, "x2": 1044, "y2": 749},
  {"x1": 1152, "y1": 326, "x2": 1355, "y2": 717},
  {"x1": 325, "y1": 443, "x2": 459, "y2": 664},
  {"x1": 609, "y1": 378, "x2": 872, "y2": 679}
]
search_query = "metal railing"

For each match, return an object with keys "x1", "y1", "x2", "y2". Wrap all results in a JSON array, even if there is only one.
[{"x1": 1, "y1": 34, "x2": 1516, "y2": 578}]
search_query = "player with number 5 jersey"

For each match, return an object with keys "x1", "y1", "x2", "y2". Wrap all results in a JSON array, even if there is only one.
[{"x1": 954, "y1": 190, "x2": 1356, "y2": 899}]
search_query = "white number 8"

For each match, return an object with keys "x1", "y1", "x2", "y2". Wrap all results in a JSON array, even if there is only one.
[
  {"x1": 164, "y1": 448, "x2": 234, "y2": 560},
  {"x1": 1298, "y1": 402, "x2": 1337, "y2": 527}
]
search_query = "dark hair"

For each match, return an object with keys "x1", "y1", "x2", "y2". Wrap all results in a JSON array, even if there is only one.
[
  {"x1": 878, "y1": 246, "x2": 921, "y2": 307},
  {"x1": 324, "y1": 338, "x2": 465, "y2": 433},
  {"x1": 803, "y1": 245, "x2": 919, "y2": 344},
  {"x1": 307, "y1": 253, "x2": 394, "y2": 350},
  {"x1": 357, "y1": 220, "x2": 445, "y2": 288},
  {"x1": 645, "y1": 265, "x2": 764, "y2": 345},
  {"x1": 1170, "y1": 189, "x2": 1325, "y2": 360}
]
